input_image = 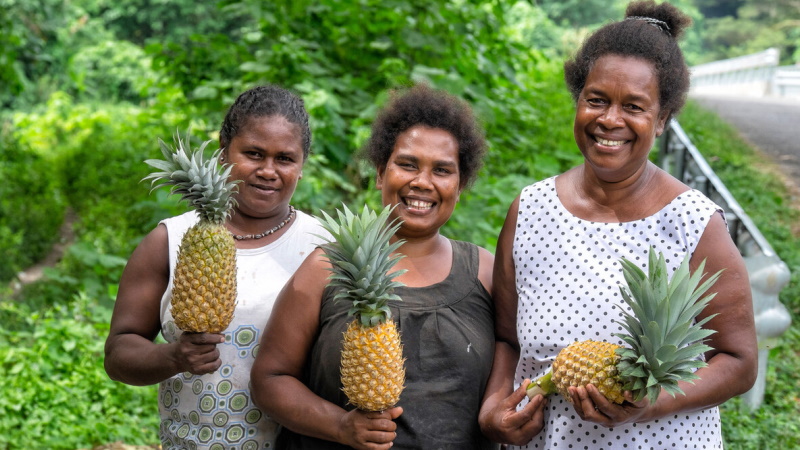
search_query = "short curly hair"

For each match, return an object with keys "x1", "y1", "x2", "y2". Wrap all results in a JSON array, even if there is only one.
[
  {"x1": 564, "y1": 0, "x2": 692, "y2": 123},
  {"x1": 364, "y1": 84, "x2": 486, "y2": 189},
  {"x1": 219, "y1": 85, "x2": 311, "y2": 159}
]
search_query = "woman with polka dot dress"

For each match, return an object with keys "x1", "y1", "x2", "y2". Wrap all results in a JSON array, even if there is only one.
[{"x1": 478, "y1": 2, "x2": 757, "y2": 449}]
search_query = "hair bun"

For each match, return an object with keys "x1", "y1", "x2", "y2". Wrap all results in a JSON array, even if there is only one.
[{"x1": 625, "y1": 0, "x2": 691, "y2": 39}]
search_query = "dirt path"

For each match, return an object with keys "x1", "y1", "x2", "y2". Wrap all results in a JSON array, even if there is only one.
[
  {"x1": 79, "y1": 443, "x2": 160, "y2": 450},
  {"x1": 9, "y1": 208, "x2": 77, "y2": 296}
]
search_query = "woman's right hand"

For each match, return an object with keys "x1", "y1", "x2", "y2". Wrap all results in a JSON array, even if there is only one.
[
  {"x1": 338, "y1": 407, "x2": 403, "y2": 450},
  {"x1": 481, "y1": 381, "x2": 547, "y2": 446},
  {"x1": 174, "y1": 332, "x2": 225, "y2": 375}
]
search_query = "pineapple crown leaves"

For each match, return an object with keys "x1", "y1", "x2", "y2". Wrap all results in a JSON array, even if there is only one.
[
  {"x1": 612, "y1": 246, "x2": 723, "y2": 404},
  {"x1": 142, "y1": 130, "x2": 239, "y2": 224},
  {"x1": 315, "y1": 204, "x2": 407, "y2": 328}
]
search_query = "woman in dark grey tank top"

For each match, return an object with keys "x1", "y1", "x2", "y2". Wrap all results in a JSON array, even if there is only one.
[
  {"x1": 251, "y1": 85, "x2": 498, "y2": 449},
  {"x1": 280, "y1": 240, "x2": 494, "y2": 449}
]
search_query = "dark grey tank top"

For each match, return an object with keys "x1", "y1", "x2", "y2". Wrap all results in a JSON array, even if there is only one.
[{"x1": 277, "y1": 239, "x2": 496, "y2": 449}]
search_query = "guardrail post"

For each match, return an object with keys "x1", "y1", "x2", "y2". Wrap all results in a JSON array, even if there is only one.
[
  {"x1": 739, "y1": 254, "x2": 792, "y2": 408},
  {"x1": 657, "y1": 120, "x2": 793, "y2": 409}
]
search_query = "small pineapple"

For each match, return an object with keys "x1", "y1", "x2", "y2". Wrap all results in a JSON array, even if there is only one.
[
  {"x1": 316, "y1": 204, "x2": 407, "y2": 411},
  {"x1": 527, "y1": 247, "x2": 722, "y2": 405},
  {"x1": 144, "y1": 132, "x2": 239, "y2": 333}
]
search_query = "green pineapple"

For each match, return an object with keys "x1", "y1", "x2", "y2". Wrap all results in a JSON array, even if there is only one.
[
  {"x1": 528, "y1": 247, "x2": 722, "y2": 405},
  {"x1": 143, "y1": 132, "x2": 239, "y2": 333},
  {"x1": 316, "y1": 204, "x2": 407, "y2": 411}
]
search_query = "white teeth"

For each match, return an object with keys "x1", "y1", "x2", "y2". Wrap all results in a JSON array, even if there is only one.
[
  {"x1": 597, "y1": 138, "x2": 626, "y2": 146},
  {"x1": 406, "y1": 199, "x2": 433, "y2": 209}
]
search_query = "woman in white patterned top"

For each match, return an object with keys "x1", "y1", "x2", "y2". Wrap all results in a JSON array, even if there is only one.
[
  {"x1": 104, "y1": 85, "x2": 331, "y2": 449},
  {"x1": 479, "y1": 2, "x2": 757, "y2": 449}
]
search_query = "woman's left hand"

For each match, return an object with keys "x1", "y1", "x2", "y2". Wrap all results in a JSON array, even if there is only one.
[{"x1": 568, "y1": 385, "x2": 651, "y2": 428}]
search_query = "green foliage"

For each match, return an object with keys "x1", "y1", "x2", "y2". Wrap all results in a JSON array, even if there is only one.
[
  {"x1": 0, "y1": 0, "x2": 119, "y2": 108},
  {"x1": 0, "y1": 126, "x2": 65, "y2": 282},
  {"x1": 700, "y1": 15, "x2": 785, "y2": 61},
  {"x1": 691, "y1": 0, "x2": 800, "y2": 64},
  {"x1": 292, "y1": 153, "x2": 365, "y2": 214},
  {"x1": 503, "y1": 2, "x2": 589, "y2": 61},
  {"x1": 0, "y1": 293, "x2": 159, "y2": 448},
  {"x1": 10, "y1": 91, "x2": 190, "y2": 241},
  {"x1": 3, "y1": 89, "x2": 196, "y2": 288},
  {"x1": 535, "y1": 0, "x2": 625, "y2": 27},
  {"x1": 68, "y1": 40, "x2": 156, "y2": 102},
  {"x1": 0, "y1": 0, "x2": 61, "y2": 107},
  {"x1": 695, "y1": 0, "x2": 746, "y2": 17},
  {"x1": 442, "y1": 173, "x2": 533, "y2": 250},
  {"x1": 0, "y1": 3, "x2": 28, "y2": 105},
  {"x1": 80, "y1": 0, "x2": 245, "y2": 46}
]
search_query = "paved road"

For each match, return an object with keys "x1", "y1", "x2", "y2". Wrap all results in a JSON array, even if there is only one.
[{"x1": 691, "y1": 95, "x2": 800, "y2": 194}]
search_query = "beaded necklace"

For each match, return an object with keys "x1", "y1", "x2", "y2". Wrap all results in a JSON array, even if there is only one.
[{"x1": 230, "y1": 206, "x2": 295, "y2": 240}]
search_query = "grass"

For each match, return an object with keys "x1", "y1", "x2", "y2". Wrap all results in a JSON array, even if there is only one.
[{"x1": 678, "y1": 100, "x2": 800, "y2": 449}]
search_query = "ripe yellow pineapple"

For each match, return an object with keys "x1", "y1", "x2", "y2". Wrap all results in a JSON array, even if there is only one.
[
  {"x1": 528, "y1": 247, "x2": 722, "y2": 405},
  {"x1": 143, "y1": 132, "x2": 239, "y2": 333},
  {"x1": 316, "y1": 204, "x2": 407, "y2": 411}
]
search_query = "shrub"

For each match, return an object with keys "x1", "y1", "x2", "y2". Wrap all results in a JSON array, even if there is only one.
[
  {"x1": 0, "y1": 126, "x2": 65, "y2": 282},
  {"x1": 0, "y1": 293, "x2": 159, "y2": 448}
]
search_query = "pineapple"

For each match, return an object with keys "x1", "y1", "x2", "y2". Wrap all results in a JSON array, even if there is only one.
[
  {"x1": 143, "y1": 132, "x2": 239, "y2": 333},
  {"x1": 316, "y1": 204, "x2": 407, "y2": 411},
  {"x1": 527, "y1": 247, "x2": 722, "y2": 405}
]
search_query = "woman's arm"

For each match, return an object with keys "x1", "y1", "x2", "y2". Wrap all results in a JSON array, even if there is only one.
[
  {"x1": 656, "y1": 212, "x2": 757, "y2": 410},
  {"x1": 479, "y1": 196, "x2": 547, "y2": 445},
  {"x1": 477, "y1": 246, "x2": 494, "y2": 294},
  {"x1": 250, "y1": 248, "x2": 401, "y2": 450},
  {"x1": 104, "y1": 225, "x2": 224, "y2": 386},
  {"x1": 572, "y1": 212, "x2": 758, "y2": 425}
]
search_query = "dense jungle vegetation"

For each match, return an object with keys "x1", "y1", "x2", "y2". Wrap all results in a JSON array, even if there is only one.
[{"x1": 1, "y1": 0, "x2": 798, "y2": 448}]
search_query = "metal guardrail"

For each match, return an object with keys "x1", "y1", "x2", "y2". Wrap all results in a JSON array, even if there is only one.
[
  {"x1": 773, "y1": 66, "x2": 800, "y2": 98},
  {"x1": 689, "y1": 48, "x2": 800, "y2": 99},
  {"x1": 690, "y1": 48, "x2": 779, "y2": 83},
  {"x1": 658, "y1": 120, "x2": 792, "y2": 410}
]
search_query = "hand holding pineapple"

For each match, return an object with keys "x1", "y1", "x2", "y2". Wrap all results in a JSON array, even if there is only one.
[
  {"x1": 316, "y1": 204, "x2": 408, "y2": 412},
  {"x1": 526, "y1": 247, "x2": 722, "y2": 410},
  {"x1": 143, "y1": 132, "x2": 239, "y2": 334},
  {"x1": 172, "y1": 330, "x2": 226, "y2": 375},
  {"x1": 479, "y1": 377, "x2": 549, "y2": 446}
]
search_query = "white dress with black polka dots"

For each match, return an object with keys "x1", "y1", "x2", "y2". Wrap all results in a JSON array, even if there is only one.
[{"x1": 512, "y1": 176, "x2": 725, "y2": 450}]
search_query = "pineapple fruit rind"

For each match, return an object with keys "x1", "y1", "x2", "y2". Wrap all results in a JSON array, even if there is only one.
[
  {"x1": 316, "y1": 204, "x2": 407, "y2": 411},
  {"x1": 143, "y1": 132, "x2": 239, "y2": 333},
  {"x1": 551, "y1": 340, "x2": 625, "y2": 404},
  {"x1": 340, "y1": 321, "x2": 405, "y2": 412},
  {"x1": 527, "y1": 246, "x2": 722, "y2": 405}
]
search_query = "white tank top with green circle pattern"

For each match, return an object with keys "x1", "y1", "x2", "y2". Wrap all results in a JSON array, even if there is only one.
[{"x1": 157, "y1": 210, "x2": 329, "y2": 449}]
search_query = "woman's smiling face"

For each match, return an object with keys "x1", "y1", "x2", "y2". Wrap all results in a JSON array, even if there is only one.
[
  {"x1": 574, "y1": 54, "x2": 668, "y2": 183},
  {"x1": 376, "y1": 125, "x2": 462, "y2": 239},
  {"x1": 225, "y1": 115, "x2": 304, "y2": 219}
]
